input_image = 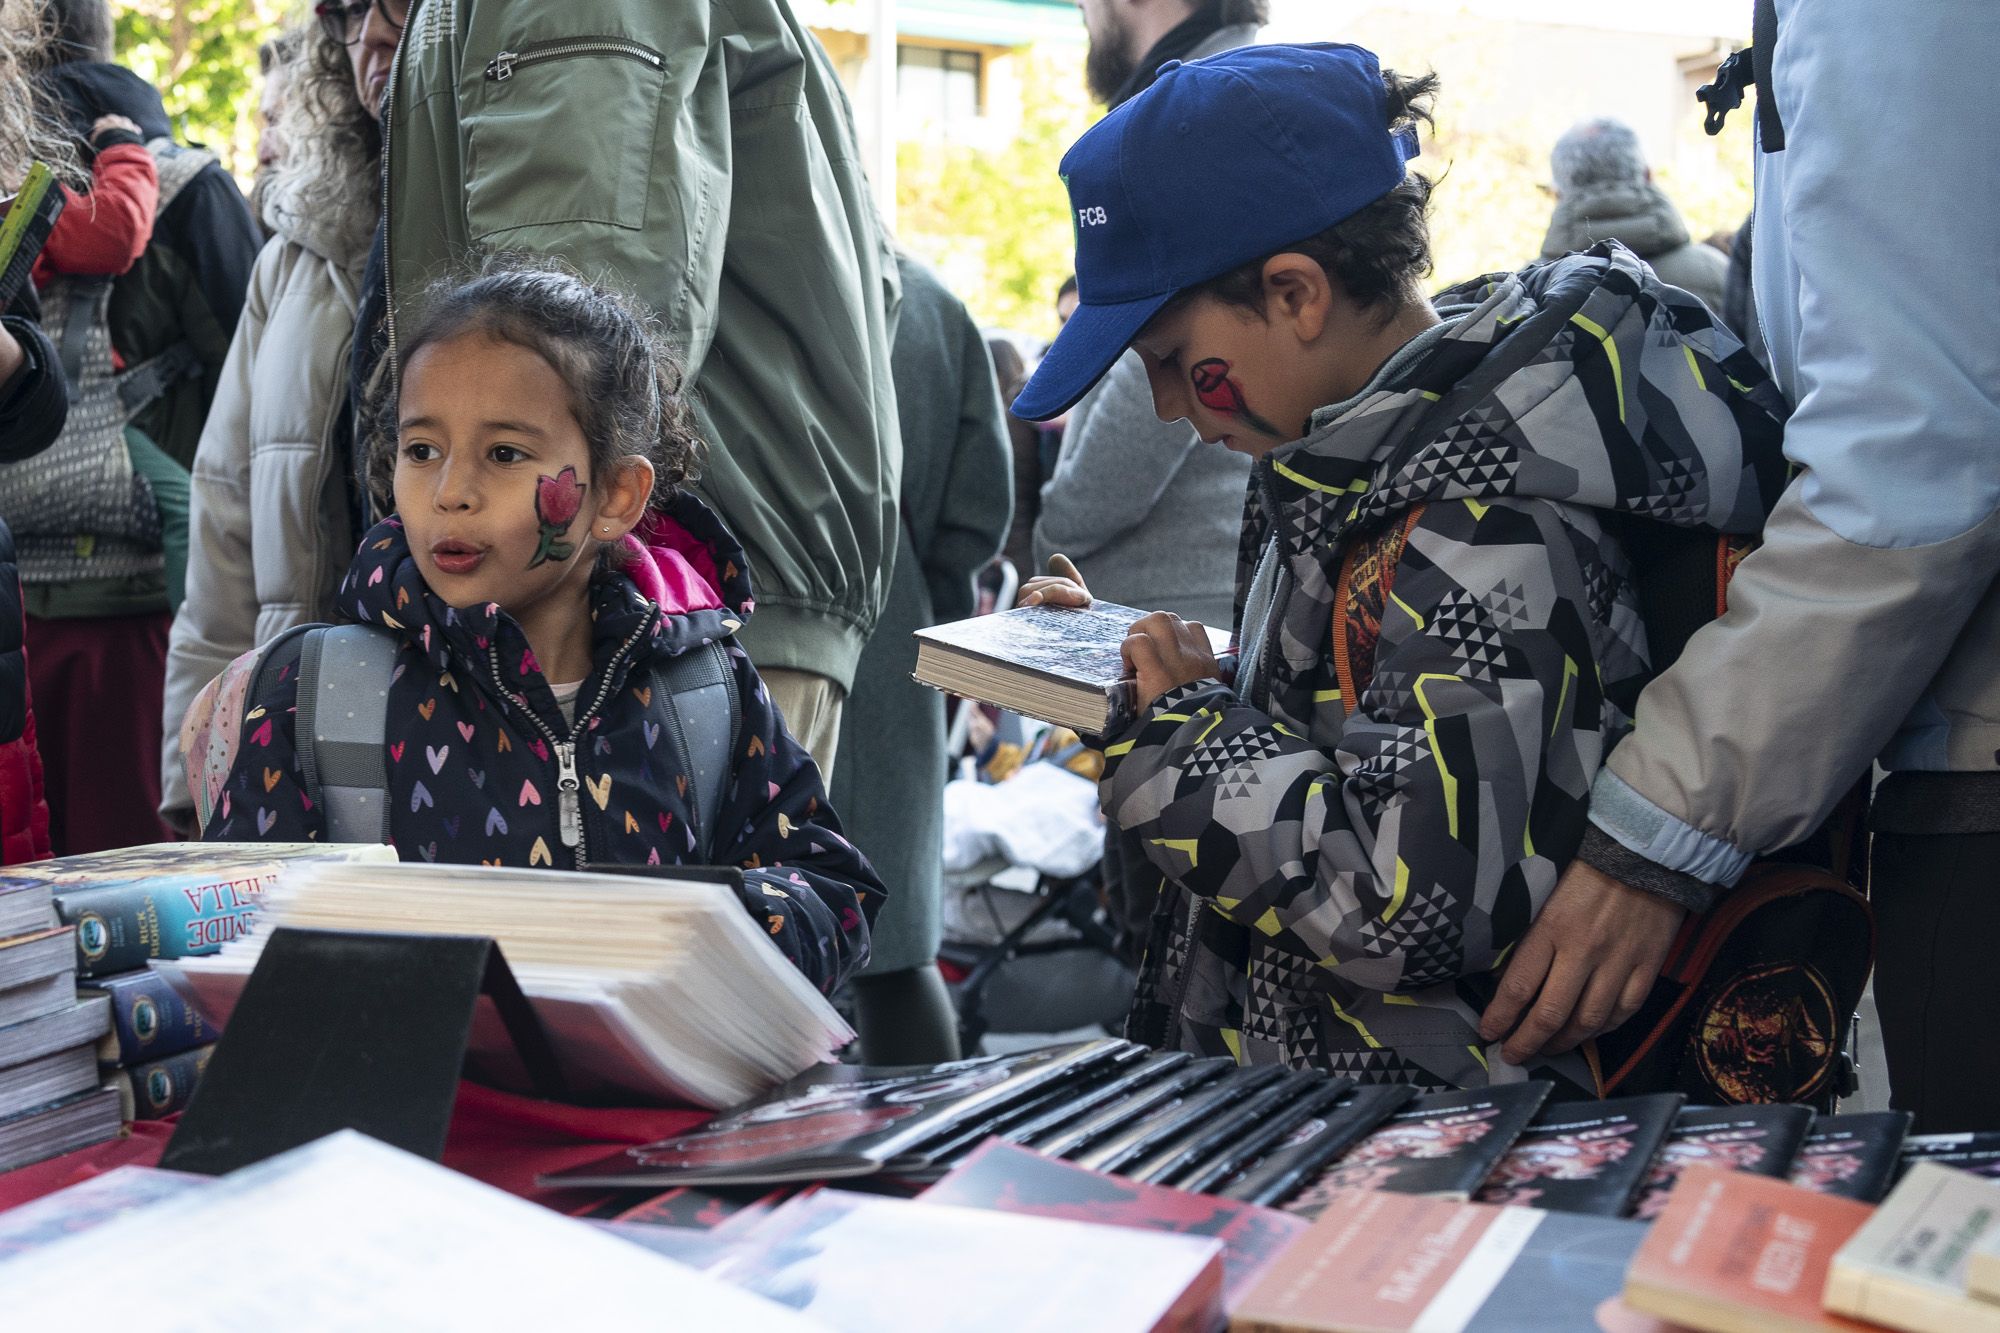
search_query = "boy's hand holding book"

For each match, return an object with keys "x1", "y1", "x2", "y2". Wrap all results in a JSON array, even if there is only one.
[
  {"x1": 1016, "y1": 555, "x2": 1222, "y2": 714},
  {"x1": 1017, "y1": 552, "x2": 1094, "y2": 609}
]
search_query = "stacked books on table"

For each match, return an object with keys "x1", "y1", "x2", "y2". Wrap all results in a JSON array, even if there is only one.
[
  {"x1": 0, "y1": 874, "x2": 115, "y2": 1174},
  {"x1": 6, "y1": 842, "x2": 396, "y2": 1128},
  {"x1": 157, "y1": 861, "x2": 855, "y2": 1109}
]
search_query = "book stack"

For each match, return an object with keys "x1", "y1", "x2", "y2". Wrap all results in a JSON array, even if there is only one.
[
  {"x1": 0, "y1": 874, "x2": 117, "y2": 1174},
  {"x1": 2, "y1": 843, "x2": 397, "y2": 1126}
]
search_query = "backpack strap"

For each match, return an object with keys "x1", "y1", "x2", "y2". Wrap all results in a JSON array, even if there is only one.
[
  {"x1": 293, "y1": 624, "x2": 398, "y2": 844},
  {"x1": 53, "y1": 277, "x2": 109, "y2": 387},
  {"x1": 650, "y1": 640, "x2": 741, "y2": 863},
  {"x1": 115, "y1": 340, "x2": 202, "y2": 415},
  {"x1": 1331, "y1": 505, "x2": 1427, "y2": 717}
]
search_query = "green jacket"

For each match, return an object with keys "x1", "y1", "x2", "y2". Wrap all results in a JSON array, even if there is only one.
[{"x1": 384, "y1": 0, "x2": 901, "y2": 690}]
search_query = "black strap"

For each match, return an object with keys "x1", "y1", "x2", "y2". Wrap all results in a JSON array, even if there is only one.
[
  {"x1": 115, "y1": 340, "x2": 202, "y2": 414},
  {"x1": 650, "y1": 641, "x2": 740, "y2": 863},
  {"x1": 1696, "y1": 0, "x2": 1785, "y2": 150},
  {"x1": 54, "y1": 279, "x2": 107, "y2": 388}
]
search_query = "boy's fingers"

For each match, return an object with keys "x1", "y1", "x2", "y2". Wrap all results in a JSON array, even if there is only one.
[
  {"x1": 1479, "y1": 928, "x2": 1553, "y2": 1041},
  {"x1": 1501, "y1": 955, "x2": 1590, "y2": 1066},
  {"x1": 1049, "y1": 553, "x2": 1083, "y2": 584},
  {"x1": 1544, "y1": 966, "x2": 1627, "y2": 1054}
]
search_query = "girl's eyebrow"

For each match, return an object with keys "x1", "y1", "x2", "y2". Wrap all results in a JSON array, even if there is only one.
[{"x1": 395, "y1": 414, "x2": 549, "y2": 439}]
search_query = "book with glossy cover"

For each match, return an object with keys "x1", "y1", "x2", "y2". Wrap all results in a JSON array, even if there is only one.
[
  {"x1": 1789, "y1": 1111, "x2": 1913, "y2": 1204},
  {"x1": 0, "y1": 162, "x2": 61, "y2": 313},
  {"x1": 1280, "y1": 1082, "x2": 1552, "y2": 1218},
  {"x1": 1125, "y1": 1071, "x2": 1339, "y2": 1187},
  {"x1": 922, "y1": 1140, "x2": 1307, "y2": 1307},
  {"x1": 1631, "y1": 1102, "x2": 1814, "y2": 1221},
  {"x1": 913, "y1": 601, "x2": 1231, "y2": 735},
  {"x1": 1177, "y1": 1077, "x2": 1357, "y2": 1197},
  {"x1": 1825, "y1": 1160, "x2": 2000, "y2": 1333},
  {"x1": 716, "y1": 1188, "x2": 1226, "y2": 1332},
  {"x1": 1001, "y1": 1051, "x2": 1195, "y2": 1149},
  {"x1": 1899, "y1": 1130, "x2": 2000, "y2": 1185},
  {"x1": 112, "y1": 1043, "x2": 213, "y2": 1121},
  {"x1": 1034, "y1": 1057, "x2": 1235, "y2": 1159},
  {"x1": 1230, "y1": 1186, "x2": 1649, "y2": 1333},
  {"x1": 0, "y1": 1165, "x2": 205, "y2": 1261},
  {"x1": 1217, "y1": 1083, "x2": 1416, "y2": 1207},
  {"x1": 1624, "y1": 1164, "x2": 1879, "y2": 1333},
  {"x1": 542, "y1": 1040, "x2": 1131, "y2": 1189},
  {"x1": 1075, "y1": 1066, "x2": 1291, "y2": 1176},
  {"x1": 911, "y1": 1043, "x2": 1159, "y2": 1171},
  {"x1": 1472, "y1": 1093, "x2": 1683, "y2": 1217},
  {"x1": 82, "y1": 966, "x2": 220, "y2": 1066},
  {"x1": 22, "y1": 842, "x2": 396, "y2": 977}
]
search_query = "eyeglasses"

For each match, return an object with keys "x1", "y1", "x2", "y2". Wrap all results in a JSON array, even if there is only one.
[{"x1": 314, "y1": 0, "x2": 407, "y2": 47}]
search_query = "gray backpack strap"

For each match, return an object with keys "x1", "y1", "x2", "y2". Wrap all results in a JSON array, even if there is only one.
[
  {"x1": 651, "y1": 641, "x2": 740, "y2": 863},
  {"x1": 294, "y1": 624, "x2": 397, "y2": 844}
]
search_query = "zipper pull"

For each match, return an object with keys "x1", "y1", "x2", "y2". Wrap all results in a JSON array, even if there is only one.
[
  {"x1": 486, "y1": 50, "x2": 517, "y2": 81},
  {"x1": 555, "y1": 742, "x2": 581, "y2": 848}
]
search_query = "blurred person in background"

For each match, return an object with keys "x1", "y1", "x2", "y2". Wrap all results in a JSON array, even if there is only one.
[
  {"x1": 1539, "y1": 117, "x2": 1729, "y2": 315},
  {"x1": 248, "y1": 31, "x2": 301, "y2": 227}
]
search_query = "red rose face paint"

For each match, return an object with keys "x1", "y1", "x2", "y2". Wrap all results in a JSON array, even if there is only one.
[
  {"x1": 1189, "y1": 359, "x2": 1286, "y2": 440},
  {"x1": 529, "y1": 465, "x2": 586, "y2": 568}
]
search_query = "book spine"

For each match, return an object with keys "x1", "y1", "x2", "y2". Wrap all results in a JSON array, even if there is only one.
[
  {"x1": 1825, "y1": 1266, "x2": 2000, "y2": 1333},
  {"x1": 116, "y1": 1045, "x2": 215, "y2": 1121},
  {"x1": 54, "y1": 874, "x2": 273, "y2": 977},
  {"x1": 83, "y1": 969, "x2": 219, "y2": 1065}
]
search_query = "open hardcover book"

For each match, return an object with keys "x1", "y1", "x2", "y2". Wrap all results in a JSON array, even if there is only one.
[
  {"x1": 156, "y1": 862, "x2": 852, "y2": 1109},
  {"x1": 913, "y1": 601, "x2": 1234, "y2": 735}
]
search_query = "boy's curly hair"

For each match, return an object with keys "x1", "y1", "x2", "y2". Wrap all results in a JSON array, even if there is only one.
[
  {"x1": 365, "y1": 254, "x2": 706, "y2": 516},
  {"x1": 1171, "y1": 68, "x2": 1440, "y2": 327}
]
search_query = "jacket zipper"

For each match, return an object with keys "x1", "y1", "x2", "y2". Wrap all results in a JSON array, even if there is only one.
[
  {"x1": 486, "y1": 609, "x2": 657, "y2": 870},
  {"x1": 486, "y1": 38, "x2": 664, "y2": 82}
]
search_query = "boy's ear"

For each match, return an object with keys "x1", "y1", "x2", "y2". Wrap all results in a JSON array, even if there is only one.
[
  {"x1": 1261, "y1": 253, "x2": 1335, "y2": 343},
  {"x1": 593, "y1": 455, "x2": 657, "y2": 541}
]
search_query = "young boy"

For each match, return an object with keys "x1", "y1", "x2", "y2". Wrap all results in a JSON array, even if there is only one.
[{"x1": 1011, "y1": 44, "x2": 1787, "y2": 1091}]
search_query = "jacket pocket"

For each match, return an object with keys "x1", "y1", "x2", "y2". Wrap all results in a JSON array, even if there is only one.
[{"x1": 463, "y1": 36, "x2": 666, "y2": 236}]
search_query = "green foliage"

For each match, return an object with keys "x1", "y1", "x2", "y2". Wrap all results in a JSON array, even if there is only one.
[{"x1": 115, "y1": 0, "x2": 286, "y2": 182}]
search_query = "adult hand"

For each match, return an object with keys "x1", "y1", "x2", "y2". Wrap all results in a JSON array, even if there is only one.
[
  {"x1": 1478, "y1": 859, "x2": 1687, "y2": 1065},
  {"x1": 89, "y1": 114, "x2": 141, "y2": 144},
  {"x1": 1123, "y1": 611, "x2": 1220, "y2": 712},
  {"x1": 1018, "y1": 552, "x2": 1092, "y2": 608},
  {"x1": 0, "y1": 322, "x2": 23, "y2": 388}
]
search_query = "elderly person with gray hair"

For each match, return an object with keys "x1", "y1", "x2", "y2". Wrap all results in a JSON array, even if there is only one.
[{"x1": 1540, "y1": 117, "x2": 1729, "y2": 314}]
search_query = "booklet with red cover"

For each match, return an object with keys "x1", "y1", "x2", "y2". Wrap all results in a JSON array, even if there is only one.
[
  {"x1": 1471, "y1": 1093, "x2": 1683, "y2": 1216},
  {"x1": 540, "y1": 1040, "x2": 1129, "y2": 1189},
  {"x1": 920, "y1": 1140, "x2": 1306, "y2": 1307},
  {"x1": 1279, "y1": 1082, "x2": 1552, "y2": 1218},
  {"x1": 1630, "y1": 1102, "x2": 1813, "y2": 1221},
  {"x1": 1216, "y1": 1083, "x2": 1416, "y2": 1207},
  {"x1": 1789, "y1": 1110, "x2": 1913, "y2": 1203}
]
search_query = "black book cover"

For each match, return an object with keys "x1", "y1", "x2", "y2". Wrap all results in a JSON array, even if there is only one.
[
  {"x1": 1471, "y1": 1093, "x2": 1683, "y2": 1216},
  {"x1": 1124, "y1": 1072, "x2": 1342, "y2": 1187},
  {"x1": 1280, "y1": 1081, "x2": 1554, "y2": 1218},
  {"x1": 912, "y1": 1045, "x2": 1156, "y2": 1171},
  {"x1": 1175, "y1": 1077, "x2": 1356, "y2": 1197},
  {"x1": 1215, "y1": 1083, "x2": 1416, "y2": 1207},
  {"x1": 544, "y1": 1040, "x2": 1129, "y2": 1189},
  {"x1": 1073, "y1": 1067, "x2": 1290, "y2": 1175},
  {"x1": 1033, "y1": 1057, "x2": 1234, "y2": 1159},
  {"x1": 1000, "y1": 1051, "x2": 1194, "y2": 1149},
  {"x1": 1630, "y1": 1102, "x2": 1814, "y2": 1220},
  {"x1": 1896, "y1": 1129, "x2": 2000, "y2": 1186},
  {"x1": 1787, "y1": 1110, "x2": 1912, "y2": 1203}
]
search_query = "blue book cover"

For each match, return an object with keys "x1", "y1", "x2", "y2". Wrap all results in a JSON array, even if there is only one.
[
  {"x1": 115, "y1": 1044, "x2": 215, "y2": 1120},
  {"x1": 81, "y1": 967, "x2": 219, "y2": 1066},
  {"x1": 2, "y1": 842, "x2": 396, "y2": 977}
]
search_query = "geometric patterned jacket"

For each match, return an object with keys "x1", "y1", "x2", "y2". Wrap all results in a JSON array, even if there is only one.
[{"x1": 1107, "y1": 243, "x2": 1790, "y2": 1091}]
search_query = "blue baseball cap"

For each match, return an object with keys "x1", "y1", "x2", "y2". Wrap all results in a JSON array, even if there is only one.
[{"x1": 1013, "y1": 43, "x2": 1422, "y2": 422}]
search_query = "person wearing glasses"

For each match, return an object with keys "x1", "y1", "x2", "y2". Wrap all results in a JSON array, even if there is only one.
[{"x1": 160, "y1": 5, "x2": 390, "y2": 829}]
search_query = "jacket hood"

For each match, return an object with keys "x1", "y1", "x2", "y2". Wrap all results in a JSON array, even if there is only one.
[
  {"x1": 41, "y1": 63, "x2": 173, "y2": 143},
  {"x1": 1540, "y1": 180, "x2": 1692, "y2": 261},
  {"x1": 1263, "y1": 242, "x2": 1788, "y2": 549},
  {"x1": 335, "y1": 489, "x2": 756, "y2": 704}
]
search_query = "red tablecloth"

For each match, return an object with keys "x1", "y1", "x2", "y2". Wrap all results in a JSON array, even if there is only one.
[{"x1": 0, "y1": 1082, "x2": 709, "y2": 1216}]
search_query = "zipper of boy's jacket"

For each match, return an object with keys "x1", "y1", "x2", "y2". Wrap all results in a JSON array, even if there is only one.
[
  {"x1": 487, "y1": 609, "x2": 657, "y2": 871},
  {"x1": 485, "y1": 38, "x2": 663, "y2": 82}
]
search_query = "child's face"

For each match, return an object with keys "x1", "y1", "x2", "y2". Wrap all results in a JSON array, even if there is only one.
[
  {"x1": 1129, "y1": 294, "x2": 1322, "y2": 456},
  {"x1": 391, "y1": 332, "x2": 649, "y2": 624}
]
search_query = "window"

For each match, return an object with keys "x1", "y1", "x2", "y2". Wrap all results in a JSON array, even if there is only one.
[{"x1": 898, "y1": 44, "x2": 982, "y2": 125}]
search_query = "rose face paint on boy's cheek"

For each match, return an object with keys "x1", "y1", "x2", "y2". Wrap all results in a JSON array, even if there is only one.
[
  {"x1": 1189, "y1": 358, "x2": 1286, "y2": 440},
  {"x1": 529, "y1": 465, "x2": 586, "y2": 569}
]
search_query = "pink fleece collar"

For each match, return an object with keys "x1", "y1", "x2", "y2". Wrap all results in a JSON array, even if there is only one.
[{"x1": 619, "y1": 514, "x2": 724, "y2": 615}]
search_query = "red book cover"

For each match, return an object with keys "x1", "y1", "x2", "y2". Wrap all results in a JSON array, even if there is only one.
[
  {"x1": 921, "y1": 1139, "x2": 1307, "y2": 1307},
  {"x1": 1623, "y1": 1164, "x2": 1878, "y2": 1332}
]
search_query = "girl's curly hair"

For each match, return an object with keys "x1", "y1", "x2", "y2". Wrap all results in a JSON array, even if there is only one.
[
  {"x1": 1, "y1": 0, "x2": 77, "y2": 189},
  {"x1": 258, "y1": 7, "x2": 379, "y2": 263},
  {"x1": 365, "y1": 254, "x2": 706, "y2": 516}
]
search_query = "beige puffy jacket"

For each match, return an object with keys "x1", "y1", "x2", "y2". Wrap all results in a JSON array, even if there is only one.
[{"x1": 158, "y1": 232, "x2": 364, "y2": 826}]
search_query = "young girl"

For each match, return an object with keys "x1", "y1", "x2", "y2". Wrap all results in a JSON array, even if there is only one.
[{"x1": 190, "y1": 259, "x2": 884, "y2": 995}]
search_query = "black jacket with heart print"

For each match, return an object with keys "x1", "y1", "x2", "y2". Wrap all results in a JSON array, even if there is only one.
[{"x1": 200, "y1": 492, "x2": 885, "y2": 996}]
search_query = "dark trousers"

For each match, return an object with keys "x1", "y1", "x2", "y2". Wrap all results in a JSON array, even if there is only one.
[
  {"x1": 1872, "y1": 823, "x2": 2000, "y2": 1133},
  {"x1": 25, "y1": 611, "x2": 174, "y2": 855}
]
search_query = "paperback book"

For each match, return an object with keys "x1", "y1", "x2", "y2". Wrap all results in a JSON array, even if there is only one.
[
  {"x1": 1216, "y1": 1083, "x2": 1417, "y2": 1207},
  {"x1": 1279, "y1": 1082, "x2": 1552, "y2": 1218},
  {"x1": 543, "y1": 1040, "x2": 1130, "y2": 1189},
  {"x1": 921, "y1": 1140, "x2": 1307, "y2": 1308},
  {"x1": 0, "y1": 1086, "x2": 122, "y2": 1174},
  {"x1": 0, "y1": 162, "x2": 62, "y2": 313},
  {"x1": 82, "y1": 966, "x2": 219, "y2": 1066},
  {"x1": 1898, "y1": 1130, "x2": 2000, "y2": 1184},
  {"x1": 1178, "y1": 1077, "x2": 1359, "y2": 1197},
  {"x1": 1230, "y1": 1186, "x2": 1651, "y2": 1333},
  {"x1": 0, "y1": 1044, "x2": 98, "y2": 1122},
  {"x1": 0, "y1": 925, "x2": 77, "y2": 1028},
  {"x1": 1623, "y1": 1164, "x2": 1878, "y2": 1333},
  {"x1": 1824, "y1": 1160, "x2": 2000, "y2": 1333},
  {"x1": 1631, "y1": 1102, "x2": 1814, "y2": 1221},
  {"x1": 1472, "y1": 1093, "x2": 1683, "y2": 1217},
  {"x1": 110, "y1": 1043, "x2": 213, "y2": 1121},
  {"x1": 1032, "y1": 1057, "x2": 1235, "y2": 1159},
  {"x1": 0, "y1": 994, "x2": 108, "y2": 1072},
  {"x1": 0, "y1": 1165, "x2": 206, "y2": 1261},
  {"x1": 999, "y1": 1051, "x2": 1195, "y2": 1149},
  {"x1": 1074, "y1": 1066, "x2": 1291, "y2": 1176},
  {"x1": 1128, "y1": 1072, "x2": 1342, "y2": 1189},
  {"x1": 1789, "y1": 1111, "x2": 1914, "y2": 1204},
  {"x1": 909, "y1": 1043, "x2": 1159, "y2": 1172},
  {"x1": 913, "y1": 601, "x2": 1232, "y2": 735}
]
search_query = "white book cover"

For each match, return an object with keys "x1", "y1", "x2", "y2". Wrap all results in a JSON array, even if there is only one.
[{"x1": 1826, "y1": 1160, "x2": 2000, "y2": 1333}]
